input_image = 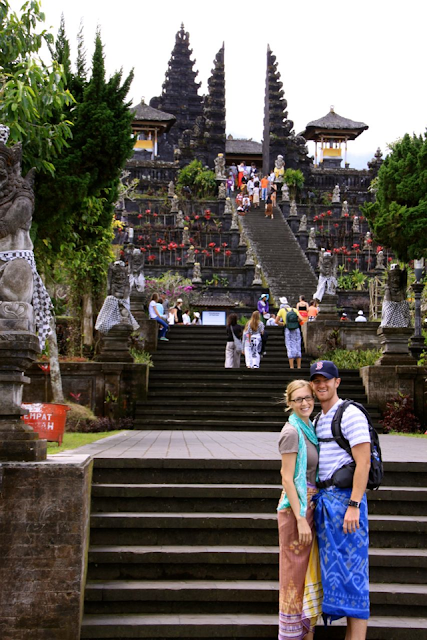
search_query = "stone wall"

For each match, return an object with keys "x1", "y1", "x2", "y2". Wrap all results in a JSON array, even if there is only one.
[
  {"x1": 0, "y1": 454, "x2": 92, "y2": 639},
  {"x1": 304, "y1": 320, "x2": 380, "y2": 358},
  {"x1": 23, "y1": 362, "x2": 149, "y2": 417}
]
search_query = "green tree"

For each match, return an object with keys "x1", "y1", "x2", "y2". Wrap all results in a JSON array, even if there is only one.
[
  {"x1": 364, "y1": 132, "x2": 427, "y2": 262},
  {"x1": 0, "y1": 0, "x2": 74, "y2": 174}
]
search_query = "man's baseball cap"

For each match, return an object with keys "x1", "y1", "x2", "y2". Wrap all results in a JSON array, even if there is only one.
[{"x1": 310, "y1": 360, "x2": 339, "y2": 380}]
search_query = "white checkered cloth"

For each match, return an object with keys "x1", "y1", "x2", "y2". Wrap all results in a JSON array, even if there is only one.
[
  {"x1": 380, "y1": 300, "x2": 411, "y2": 328},
  {"x1": 95, "y1": 295, "x2": 139, "y2": 334},
  {"x1": 0, "y1": 250, "x2": 53, "y2": 350}
]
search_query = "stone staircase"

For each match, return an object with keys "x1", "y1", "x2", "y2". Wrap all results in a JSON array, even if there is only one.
[
  {"x1": 81, "y1": 458, "x2": 427, "y2": 639},
  {"x1": 134, "y1": 325, "x2": 382, "y2": 431},
  {"x1": 241, "y1": 204, "x2": 317, "y2": 305}
]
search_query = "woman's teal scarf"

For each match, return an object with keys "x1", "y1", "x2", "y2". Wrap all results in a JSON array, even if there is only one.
[{"x1": 277, "y1": 412, "x2": 319, "y2": 517}]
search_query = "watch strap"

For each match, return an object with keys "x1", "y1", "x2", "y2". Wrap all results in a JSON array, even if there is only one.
[{"x1": 348, "y1": 499, "x2": 361, "y2": 508}]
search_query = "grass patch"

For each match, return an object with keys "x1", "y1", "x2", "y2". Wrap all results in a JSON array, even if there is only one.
[
  {"x1": 311, "y1": 349, "x2": 381, "y2": 369},
  {"x1": 47, "y1": 431, "x2": 122, "y2": 454},
  {"x1": 386, "y1": 431, "x2": 427, "y2": 438}
]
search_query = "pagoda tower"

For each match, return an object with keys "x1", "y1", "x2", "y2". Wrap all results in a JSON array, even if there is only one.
[
  {"x1": 150, "y1": 24, "x2": 204, "y2": 160},
  {"x1": 203, "y1": 44, "x2": 226, "y2": 167},
  {"x1": 262, "y1": 46, "x2": 311, "y2": 175}
]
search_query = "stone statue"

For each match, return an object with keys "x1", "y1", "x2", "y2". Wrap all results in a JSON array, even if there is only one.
[
  {"x1": 230, "y1": 210, "x2": 239, "y2": 230},
  {"x1": 332, "y1": 184, "x2": 340, "y2": 203},
  {"x1": 186, "y1": 245, "x2": 195, "y2": 264},
  {"x1": 224, "y1": 197, "x2": 233, "y2": 215},
  {"x1": 244, "y1": 247, "x2": 255, "y2": 266},
  {"x1": 95, "y1": 260, "x2": 139, "y2": 333},
  {"x1": 341, "y1": 200, "x2": 349, "y2": 216},
  {"x1": 214, "y1": 153, "x2": 226, "y2": 179},
  {"x1": 192, "y1": 262, "x2": 202, "y2": 283},
  {"x1": 298, "y1": 214, "x2": 307, "y2": 232},
  {"x1": 182, "y1": 227, "x2": 190, "y2": 245},
  {"x1": 363, "y1": 232, "x2": 372, "y2": 251},
  {"x1": 176, "y1": 210, "x2": 185, "y2": 228},
  {"x1": 289, "y1": 200, "x2": 298, "y2": 216},
  {"x1": 376, "y1": 250, "x2": 385, "y2": 270},
  {"x1": 308, "y1": 227, "x2": 317, "y2": 249},
  {"x1": 218, "y1": 182, "x2": 226, "y2": 199},
  {"x1": 380, "y1": 264, "x2": 411, "y2": 327},
  {"x1": 239, "y1": 229, "x2": 248, "y2": 247},
  {"x1": 168, "y1": 181, "x2": 175, "y2": 197},
  {"x1": 171, "y1": 194, "x2": 179, "y2": 213},
  {"x1": 252, "y1": 263, "x2": 262, "y2": 285},
  {"x1": 0, "y1": 131, "x2": 53, "y2": 348},
  {"x1": 352, "y1": 216, "x2": 360, "y2": 233},
  {"x1": 127, "y1": 246, "x2": 145, "y2": 293},
  {"x1": 313, "y1": 250, "x2": 338, "y2": 301},
  {"x1": 281, "y1": 182, "x2": 290, "y2": 202},
  {"x1": 274, "y1": 155, "x2": 285, "y2": 181}
]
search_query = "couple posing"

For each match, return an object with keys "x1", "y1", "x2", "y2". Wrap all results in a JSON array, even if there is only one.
[{"x1": 278, "y1": 360, "x2": 371, "y2": 640}]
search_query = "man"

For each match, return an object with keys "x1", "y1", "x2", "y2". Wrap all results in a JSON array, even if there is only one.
[
  {"x1": 355, "y1": 310, "x2": 367, "y2": 322},
  {"x1": 310, "y1": 360, "x2": 371, "y2": 639}
]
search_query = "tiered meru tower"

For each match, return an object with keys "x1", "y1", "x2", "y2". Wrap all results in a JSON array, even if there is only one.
[
  {"x1": 150, "y1": 24, "x2": 204, "y2": 161},
  {"x1": 262, "y1": 46, "x2": 311, "y2": 176},
  {"x1": 203, "y1": 44, "x2": 226, "y2": 167}
]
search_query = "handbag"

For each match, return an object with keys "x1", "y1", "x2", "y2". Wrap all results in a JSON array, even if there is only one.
[{"x1": 230, "y1": 325, "x2": 243, "y2": 353}]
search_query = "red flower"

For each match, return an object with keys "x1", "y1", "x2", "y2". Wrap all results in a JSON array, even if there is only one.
[
  {"x1": 147, "y1": 255, "x2": 156, "y2": 262},
  {"x1": 222, "y1": 242, "x2": 228, "y2": 248},
  {"x1": 333, "y1": 223, "x2": 339, "y2": 228},
  {"x1": 354, "y1": 258, "x2": 359, "y2": 263},
  {"x1": 333, "y1": 248, "x2": 340, "y2": 254},
  {"x1": 138, "y1": 235, "x2": 143, "y2": 241},
  {"x1": 367, "y1": 238, "x2": 373, "y2": 244},
  {"x1": 320, "y1": 213, "x2": 326, "y2": 218},
  {"x1": 195, "y1": 215, "x2": 200, "y2": 220},
  {"x1": 153, "y1": 213, "x2": 158, "y2": 218},
  {"x1": 376, "y1": 246, "x2": 383, "y2": 253},
  {"x1": 388, "y1": 257, "x2": 392, "y2": 262},
  {"x1": 146, "y1": 244, "x2": 152, "y2": 249},
  {"x1": 343, "y1": 213, "x2": 349, "y2": 218},
  {"x1": 319, "y1": 225, "x2": 324, "y2": 231},
  {"x1": 176, "y1": 257, "x2": 181, "y2": 262},
  {"x1": 195, "y1": 249, "x2": 200, "y2": 254},
  {"x1": 161, "y1": 246, "x2": 166, "y2": 251},
  {"x1": 352, "y1": 244, "x2": 360, "y2": 249},
  {"x1": 137, "y1": 213, "x2": 143, "y2": 219},
  {"x1": 205, "y1": 209, "x2": 211, "y2": 214},
  {"x1": 314, "y1": 215, "x2": 319, "y2": 222},
  {"x1": 214, "y1": 247, "x2": 221, "y2": 253},
  {"x1": 208, "y1": 242, "x2": 216, "y2": 248},
  {"x1": 179, "y1": 243, "x2": 185, "y2": 248},
  {"x1": 184, "y1": 215, "x2": 190, "y2": 221},
  {"x1": 225, "y1": 250, "x2": 232, "y2": 257},
  {"x1": 145, "y1": 209, "x2": 151, "y2": 214},
  {"x1": 140, "y1": 247, "x2": 147, "y2": 253},
  {"x1": 38, "y1": 363, "x2": 50, "y2": 373},
  {"x1": 327, "y1": 210, "x2": 332, "y2": 216}
]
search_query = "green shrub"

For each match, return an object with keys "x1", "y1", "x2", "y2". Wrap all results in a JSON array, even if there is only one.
[
  {"x1": 130, "y1": 347, "x2": 153, "y2": 366},
  {"x1": 177, "y1": 160, "x2": 216, "y2": 198},
  {"x1": 311, "y1": 348, "x2": 381, "y2": 370}
]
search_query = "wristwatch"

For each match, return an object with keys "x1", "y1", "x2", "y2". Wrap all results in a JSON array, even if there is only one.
[{"x1": 348, "y1": 499, "x2": 361, "y2": 508}]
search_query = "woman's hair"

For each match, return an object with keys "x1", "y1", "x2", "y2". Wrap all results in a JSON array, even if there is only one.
[
  {"x1": 300, "y1": 295, "x2": 306, "y2": 301},
  {"x1": 151, "y1": 293, "x2": 159, "y2": 301},
  {"x1": 245, "y1": 310, "x2": 261, "y2": 333},
  {"x1": 227, "y1": 313, "x2": 238, "y2": 327},
  {"x1": 283, "y1": 380, "x2": 313, "y2": 412}
]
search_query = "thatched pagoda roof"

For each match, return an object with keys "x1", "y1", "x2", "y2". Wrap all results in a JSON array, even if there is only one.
[{"x1": 300, "y1": 107, "x2": 368, "y2": 141}]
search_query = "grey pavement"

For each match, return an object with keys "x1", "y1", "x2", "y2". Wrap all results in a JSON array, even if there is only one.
[{"x1": 53, "y1": 430, "x2": 427, "y2": 463}]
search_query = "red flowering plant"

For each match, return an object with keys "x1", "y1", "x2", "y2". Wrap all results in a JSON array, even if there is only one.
[
  {"x1": 376, "y1": 245, "x2": 383, "y2": 253},
  {"x1": 327, "y1": 210, "x2": 332, "y2": 216},
  {"x1": 147, "y1": 255, "x2": 156, "y2": 262},
  {"x1": 137, "y1": 213, "x2": 143, "y2": 219},
  {"x1": 145, "y1": 209, "x2": 151, "y2": 214}
]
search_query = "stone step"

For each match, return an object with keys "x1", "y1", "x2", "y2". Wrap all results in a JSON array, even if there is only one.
[
  {"x1": 80, "y1": 612, "x2": 427, "y2": 639},
  {"x1": 131, "y1": 418, "x2": 286, "y2": 431},
  {"x1": 90, "y1": 484, "x2": 427, "y2": 516},
  {"x1": 86, "y1": 545, "x2": 427, "y2": 585},
  {"x1": 83, "y1": 579, "x2": 427, "y2": 617},
  {"x1": 89, "y1": 512, "x2": 427, "y2": 548}
]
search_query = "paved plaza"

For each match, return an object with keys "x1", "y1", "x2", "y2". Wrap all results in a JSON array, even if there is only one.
[{"x1": 56, "y1": 430, "x2": 427, "y2": 463}]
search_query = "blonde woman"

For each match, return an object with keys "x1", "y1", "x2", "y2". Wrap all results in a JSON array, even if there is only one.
[
  {"x1": 243, "y1": 310, "x2": 264, "y2": 369},
  {"x1": 277, "y1": 380, "x2": 322, "y2": 640}
]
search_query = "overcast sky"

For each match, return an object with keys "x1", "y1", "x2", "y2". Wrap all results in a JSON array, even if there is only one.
[{"x1": 14, "y1": 0, "x2": 427, "y2": 169}]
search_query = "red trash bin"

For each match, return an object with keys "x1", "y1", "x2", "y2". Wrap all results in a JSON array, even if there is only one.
[{"x1": 21, "y1": 403, "x2": 70, "y2": 446}]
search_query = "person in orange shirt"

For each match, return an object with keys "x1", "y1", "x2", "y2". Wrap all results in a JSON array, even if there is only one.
[{"x1": 261, "y1": 175, "x2": 269, "y2": 201}]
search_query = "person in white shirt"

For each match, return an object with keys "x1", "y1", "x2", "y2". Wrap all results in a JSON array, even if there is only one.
[
  {"x1": 192, "y1": 311, "x2": 201, "y2": 325},
  {"x1": 355, "y1": 310, "x2": 367, "y2": 322},
  {"x1": 182, "y1": 309, "x2": 191, "y2": 325},
  {"x1": 266, "y1": 314, "x2": 277, "y2": 326}
]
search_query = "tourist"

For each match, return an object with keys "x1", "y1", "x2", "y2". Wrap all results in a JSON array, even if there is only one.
[
  {"x1": 277, "y1": 379, "x2": 321, "y2": 640},
  {"x1": 236, "y1": 192, "x2": 243, "y2": 209},
  {"x1": 296, "y1": 295, "x2": 309, "y2": 325},
  {"x1": 252, "y1": 180, "x2": 260, "y2": 209},
  {"x1": 268, "y1": 169, "x2": 275, "y2": 193},
  {"x1": 270, "y1": 183, "x2": 277, "y2": 207},
  {"x1": 225, "y1": 313, "x2": 242, "y2": 368},
  {"x1": 237, "y1": 161, "x2": 246, "y2": 188},
  {"x1": 261, "y1": 175, "x2": 269, "y2": 201},
  {"x1": 250, "y1": 162, "x2": 258, "y2": 178},
  {"x1": 247, "y1": 176, "x2": 254, "y2": 199},
  {"x1": 275, "y1": 302, "x2": 304, "y2": 369},
  {"x1": 308, "y1": 300, "x2": 318, "y2": 322},
  {"x1": 156, "y1": 297, "x2": 167, "y2": 321},
  {"x1": 148, "y1": 293, "x2": 169, "y2": 341},
  {"x1": 182, "y1": 308, "x2": 191, "y2": 325},
  {"x1": 243, "y1": 310, "x2": 264, "y2": 369},
  {"x1": 257, "y1": 293, "x2": 270, "y2": 322},
  {"x1": 172, "y1": 298, "x2": 184, "y2": 324},
  {"x1": 226, "y1": 175, "x2": 234, "y2": 197},
  {"x1": 192, "y1": 311, "x2": 201, "y2": 325},
  {"x1": 310, "y1": 360, "x2": 371, "y2": 638},
  {"x1": 340, "y1": 312, "x2": 350, "y2": 322},
  {"x1": 242, "y1": 194, "x2": 251, "y2": 213},
  {"x1": 355, "y1": 310, "x2": 367, "y2": 322},
  {"x1": 266, "y1": 313, "x2": 277, "y2": 326},
  {"x1": 265, "y1": 196, "x2": 273, "y2": 219},
  {"x1": 229, "y1": 162, "x2": 238, "y2": 187}
]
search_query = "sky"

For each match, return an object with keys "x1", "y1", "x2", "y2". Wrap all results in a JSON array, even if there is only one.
[{"x1": 13, "y1": 0, "x2": 427, "y2": 170}]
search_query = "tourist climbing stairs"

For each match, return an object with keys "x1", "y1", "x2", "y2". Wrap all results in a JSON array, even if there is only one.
[
  {"x1": 240, "y1": 204, "x2": 317, "y2": 305},
  {"x1": 81, "y1": 456, "x2": 427, "y2": 638},
  {"x1": 134, "y1": 325, "x2": 382, "y2": 431}
]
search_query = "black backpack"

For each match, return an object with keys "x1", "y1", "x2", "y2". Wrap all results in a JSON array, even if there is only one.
[
  {"x1": 314, "y1": 399, "x2": 384, "y2": 491},
  {"x1": 286, "y1": 308, "x2": 300, "y2": 330}
]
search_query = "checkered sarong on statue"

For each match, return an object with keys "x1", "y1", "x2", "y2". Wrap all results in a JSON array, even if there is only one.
[
  {"x1": 0, "y1": 250, "x2": 53, "y2": 350},
  {"x1": 380, "y1": 300, "x2": 411, "y2": 328},
  {"x1": 95, "y1": 295, "x2": 139, "y2": 334}
]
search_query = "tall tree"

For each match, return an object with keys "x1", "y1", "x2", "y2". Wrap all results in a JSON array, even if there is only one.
[{"x1": 364, "y1": 132, "x2": 427, "y2": 262}]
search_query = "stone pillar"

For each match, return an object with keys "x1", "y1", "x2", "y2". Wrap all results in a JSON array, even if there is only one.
[
  {"x1": 376, "y1": 327, "x2": 416, "y2": 366},
  {"x1": 409, "y1": 282, "x2": 425, "y2": 361},
  {"x1": 317, "y1": 294, "x2": 339, "y2": 320},
  {"x1": 95, "y1": 323, "x2": 134, "y2": 363}
]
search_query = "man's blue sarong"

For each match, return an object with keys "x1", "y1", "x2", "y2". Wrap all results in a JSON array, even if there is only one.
[{"x1": 313, "y1": 487, "x2": 370, "y2": 621}]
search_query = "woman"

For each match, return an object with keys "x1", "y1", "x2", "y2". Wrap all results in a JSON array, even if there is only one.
[
  {"x1": 275, "y1": 303, "x2": 304, "y2": 369},
  {"x1": 270, "y1": 184, "x2": 277, "y2": 207},
  {"x1": 265, "y1": 196, "x2": 274, "y2": 219},
  {"x1": 224, "y1": 313, "x2": 242, "y2": 368},
  {"x1": 243, "y1": 310, "x2": 264, "y2": 369},
  {"x1": 148, "y1": 293, "x2": 169, "y2": 341},
  {"x1": 172, "y1": 298, "x2": 184, "y2": 324},
  {"x1": 296, "y1": 295, "x2": 309, "y2": 325},
  {"x1": 277, "y1": 380, "x2": 322, "y2": 640},
  {"x1": 307, "y1": 300, "x2": 318, "y2": 322}
]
